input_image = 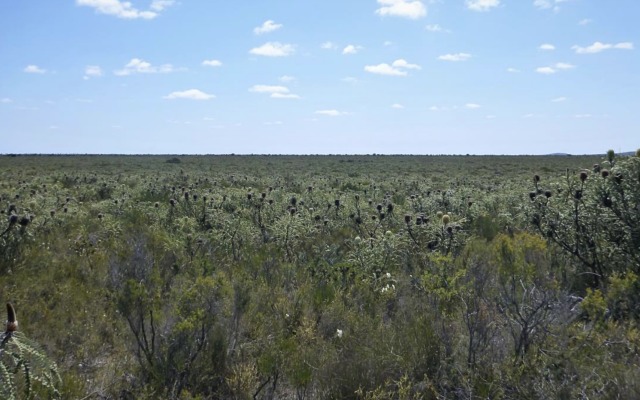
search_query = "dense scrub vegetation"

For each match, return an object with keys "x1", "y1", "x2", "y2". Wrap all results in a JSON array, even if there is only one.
[{"x1": 1, "y1": 153, "x2": 639, "y2": 399}]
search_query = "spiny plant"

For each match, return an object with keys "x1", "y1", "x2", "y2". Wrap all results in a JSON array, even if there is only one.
[{"x1": 0, "y1": 303, "x2": 61, "y2": 399}]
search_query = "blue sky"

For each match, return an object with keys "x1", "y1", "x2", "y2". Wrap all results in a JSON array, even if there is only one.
[{"x1": 0, "y1": 0, "x2": 638, "y2": 154}]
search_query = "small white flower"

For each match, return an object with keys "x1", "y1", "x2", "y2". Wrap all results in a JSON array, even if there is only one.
[
  {"x1": 336, "y1": 328, "x2": 343, "y2": 338},
  {"x1": 386, "y1": 272, "x2": 391, "y2": 279}
]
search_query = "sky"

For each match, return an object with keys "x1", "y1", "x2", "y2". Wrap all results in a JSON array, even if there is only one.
[{"x1": 0, "y1": 0, "x2": 638, "y2": 155}]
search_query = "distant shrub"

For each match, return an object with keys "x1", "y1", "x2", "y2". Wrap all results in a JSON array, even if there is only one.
[{"x1": 166, "y1": 157, "x2": 181, "y2": 164}]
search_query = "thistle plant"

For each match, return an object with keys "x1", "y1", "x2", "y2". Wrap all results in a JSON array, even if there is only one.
[{"x1": 0, "y1": 303, "x2": 61, "y2": 399}]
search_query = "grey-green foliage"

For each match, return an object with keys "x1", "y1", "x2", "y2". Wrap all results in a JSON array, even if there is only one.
[{"x1": 0, "y1": 331, "x2": 61, "y2": 399}]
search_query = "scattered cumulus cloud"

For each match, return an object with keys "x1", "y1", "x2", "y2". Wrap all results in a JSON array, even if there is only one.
[
  {"x1": 534, "y1": 0, "x2": 567, "y2": 11},
  {"x1": 249, "y1": 85, "x2": 289, "y2": 94},
  {"x1": 536, "y1": 62, "x2": 575, "y2": 74},
  {"x1": 279, "y1": 75, "x2": 296, "y2": 82},
  {"x1": 466, "y1": 103, "x2": 481, "y2": 109},
  {"x1": 254, "y1": 20, "x2": 283, "y2": 35},
  {"x1": 425, "y1": 24, "x2": 449, "y2": 33},
  {"x1": 536, "y1": 67, "x2": 556, "y2": 74},
  {"x1": 375, "y1": 0, "x2": 427, "y2": 20},
  {"x1": 391, "y1": 103, "x2": 404, "y2": 109},
  {"x1": 555, "y1": 62, "x2": 575, "y2": 69},
  {"x1": 76, "y1": 0, "x2": 173, "y2": 19},
  {"x1": 466, "y1": 0, "x2": 500, "y2": 12},
  {"x1": 202, "y1": 59, "x2": 222, "y2": 67},
  {"x1": 315, "y1": 109, "x2": 348, "y2": 117},
  {"x1": 271, "y1": 93, "x2": 300, "y2": 99},
  {"x1": 507, "y1": 67, "x2": 520, "y2": 73},
  {"x1": 392, "y1": 59, "x2": 421, "y2": 69},
  {"x1": 438, "y1": 53, "x2": 471, "y2": 62},
  {"x1": 364, "y1": 59, "x2": 421, "y2": 76},
  {"x1": 572, "y1": 41, "x2": 634, "y2": 54},
  {"x1": 249, "y1": 42, "x2": 294, "y2": 57},
  {"x1": 249, "y1": 85, "x2": 300, "y2": 99},
  {"x1": 84, "y1": 65, "x2": 103, "y2": 79},
  {"x1": 24, "y1": 65, "x2": 46, "y2": 74},
  {"x1": 551, "y1": 97, "x2": 567, "y2": 102},
  {"x1": 1, "y1": 98, "x2": 12, "y2": 103},
  {"x1": 539, "y1": 43, "x2": 555, "y2": 51},
  {"x1": 114, "y1": 58, "x2": 176, "y2": 76},
  {"x1": 579, "y1": 18, "x2": 592, "y2": 25},
  {"x1": 150, "y1": 0, "x2": 175, "y2": 12},
  {"x1": 163, "y1": 89, "x2": 215, "y2": 100},
  {"x1": 342, "y1": 45, "x2": 363, "y2": 55},
  {"x1": 321, "y1": 41, "x2": 338, "y2": 50}
]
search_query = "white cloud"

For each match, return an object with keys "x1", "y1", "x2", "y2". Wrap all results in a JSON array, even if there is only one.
[
  {"x1": 551, "y1": 97, "x2": 567, "y2": 102},
  {"x1": 321, "y1": 41, "x2": 338, "y2": 50},
  {"x1": 365, "y1": 63, "x2": 406, "y2": 76},
  {"x1": 249, "y1": 85, "x2": 299, "y2": 99},
  {"x1": 572, "y1": 41, "x2": 634, "y2": 54},
  {"x1": 539, "y1": 43, "x2": 555, "y2": 51},
  {"x1": 114, "y1": 58, "x2": 176, "y2": 76},
  {"x1": 202, "y1": 59, "x2": 222, "y2": 67},
  {"x1": 150, "y1": 0, "x2": 175, "y2": 11},
  {"x1": 365, "y1": 59, "x2": 421, "y2": 76},
  {"x1": 534, "y1": 0, "x2": 552, "y2": 8},
  {"x1": 271, "y1": 93, "x2": 300, "y2": 99},
  {"x1": 279, "y1": 75, "x2": 296, "y2": 82},
  {"x1": 163, "y1": 89, "x2": 215, "y2": 100},
  {"x1": 535, "y1": 0, "x2": 571, "y2": 11},
  {"x1": 249, "y1": 85, "x2": 290, "y2": 94},
  {"x1": 425, "y1": 24, "x2": 449, "y2": 33},
  {"x1": 507, "y1": 67, "x2": 520, "y2": 73},
  {"x1": 24, "y1": 65, "x2": 46, "y2": 74},
  {"x1": 466, "y1": 103, "x2": 481, "y2": 109},
  {"x1": 438, "y1": 53, "x2": 471, "y2": 62},
  {"x1": 76, "y1": 0, "x2": 165, "y2": 19},
  {"x1": 555, "y1": 62, "x2": 575, "y2": 70},
  {"x1": 392, "y1": 59, "x2": 421, "y2": 69},
  {"x1": 84, "y1": 65, "x2": 103, "y2": 79},
  {"x1": 575, "y1": 114, "x2": 592, "y2": 118},
  {"x1": 249, "y1": 42, "x2": 294, "y2": 57},
  {"x1": 315, "y1": 110, "x2": 347, "y2": 117},
  {"x1": 536, "y1": 62, "x2": 575, "y2": 74},
  {"x1": 375, "y1": 0, "x2": 427, "y2": 20},
  {"x1": 342, "y1": 77, "x2": 358, "y2": 84},
  {"x1": 391, "y1": 103, "x2": 404, "y2": 109},
  {"x1": 343, "y1": 45, "x2": 363, "y2": 55},
  {"x1": 466, "y1": 0, "x2": 500, "y2": 12},
  {"x1": 579, "y1": 18, "x2": 592, "y2": 26},
  {"x1": 536, "y1": 66, "x2": 556, "y2": 74},
  {"x1": 1, "y1": 98, "x2": 12, "y2": 103},
  {"x1": 254, "y1": 20, "x2": 283, "y2": 35},
  {"x1": 383, "y1": 40, "x2": 394, "y2": 46}
]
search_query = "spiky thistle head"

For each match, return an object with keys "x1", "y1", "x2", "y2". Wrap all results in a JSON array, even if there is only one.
[
  {"x1": 442, "y1": 214, "x2": 451, "y2": 225},
  {"x1": 580, "y1": 171, "x2": 588, "y2": 182}
]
